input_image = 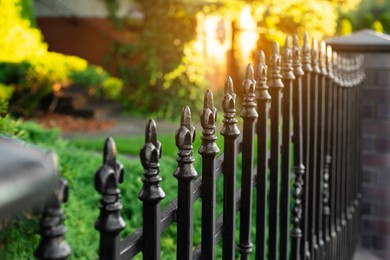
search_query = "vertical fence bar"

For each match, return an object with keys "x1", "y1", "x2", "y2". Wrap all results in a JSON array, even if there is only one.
[
  {"x1": 316, "y1": 41, "x2": 327, "y2": 259},
  {"x1": 255, "y1": 51, "x2": 271, "y2": 260},
  {"x1": 301, "y1": 32, "x2": 312, "y2": 260},
  {"x1": 308, "y1": 37, "x2": 320, "y2": 259},
  {"x1": 239, "y1": 64, "x2": 258, "y2": 260},
  {"x1": 291, "y1": 35, "x2": 305, "y2": 260},
  {"x1": 335, "y1": 55, "x2": 343, "y2": 260},
  {"x1": 350, "y1": 57, "x2": 358, "y2": 257},
  {"x1": 280, "y1": 36, "x2": 294, "y2": 260},
  {"x1": 340, "y1": 56, "x2": 348, "y2": 260},
  {"x1": 330, "y1": 51, "x2": 339, "y2": 260},
  {"x1": 268, "y1": 42, "x2": 284, "y2": 260},
  {"x1": 346, "y1": 57, "x2": 352, "y2": 259},
  {"x1": 95, "y1": 138, "x2": 126, "y2": 260},
  {"x1": 36, "y1": 177, "x2": 71, "y2": 260},
  {"x1": 322, "y1": 45, "x2": 333, "y2": 258},
  {"x1": 139, "y1": 121, "x2": 166, "y2": 260},
  {"x1": 348, "y1": 58, "x2": 356, "y2": 259},
  {"x1": 174, "y1": 106, "x2": 197, "y2": 260},
  {"x1": 221, "y1": 76, "x2": 240, "y2": 260},
  {"x1": 199, "y1": 90, "x2": 220, "y2": 260}
]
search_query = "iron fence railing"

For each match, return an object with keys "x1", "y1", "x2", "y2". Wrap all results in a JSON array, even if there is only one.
[{"x1": 16, "y1": 33, "x2": 365, "y2": 260}]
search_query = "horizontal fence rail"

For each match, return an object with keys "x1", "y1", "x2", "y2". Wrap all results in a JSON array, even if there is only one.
[{"x1": 34, "y1": 33, "x2": 365, "y2": 260}]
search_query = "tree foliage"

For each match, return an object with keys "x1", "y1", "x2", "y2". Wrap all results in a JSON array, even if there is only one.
[
  {"x1": 337, "y1": 0, "x2": 390, "y2": 34},
  {"x1": 0, "y1": 0, "x2": 123, "y2": 115}
]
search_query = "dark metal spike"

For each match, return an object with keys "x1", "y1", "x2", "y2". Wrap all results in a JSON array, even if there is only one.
[
  {"x1": 255, "y1": 50, "x2": 271, "y2": 101},
  {"x1": 103, "y1": 137, "x2": 116, "y2": 169},
  {"x1": 282, "y1": 36, "x2": 295, "y2": 80},
  {"x1": 292, "y1": 35, "x2": 304, "y2": 77},
  {"x1": 269, "y1": 41, "x2": 284, "y2": 89},
  {"x1": 302, "y1": 32, "x2": 312, "y2": 73},
  {"x1": 204, "y1": 89, "x2": 214, "y2": 109},
  {"x1": 225, "y1": 76, "x2": 236, "y2": 98},
  {"x1": 145, "y1": 119, "x2": 158, "y2": 147},
  {"x1": 181, "y1": 106, "x2": 192, "y2": 129},
  {"x1": 246, "y1": 63, "x2": 255, "y2": 82},
  {"x1": 201, "y1": 90, "x2": 217, "y2": 130},
  {"x1": 221, "y1": 76, "x2": 240, "y2": 137},
  {"x1": 311, "y1": 37, "x2": 320, "y2": 74},
  {"x1": 326, "y1": 45, "x2": 333, "y2": 79}
]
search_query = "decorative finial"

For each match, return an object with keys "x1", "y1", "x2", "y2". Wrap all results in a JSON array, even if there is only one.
[
  {"x1": 139, "y1": 120, "x2": 165, "y2": 202},
  {"x1": 241, "y1": 65, "x2": 258, "y2": 119},
  {"x1": 246, "y1": 63, "x2": 255, "y2": 83},
  {"x1": 201, "y1": 90, "x2": 217, "y2": 130},
  {"x1": 255, "y1": 50, "x2": 271, "y2": 101},
  {"x1": 292, "y1": 35, "x2": 304, "y2": 77},
  {"x1": 94, "y1": 137, "x2": 126, "y2": 259},
  {"x1": 221, "y1": 76, "x2": 240, "y2": 137},
  {"x1": 199, "y1": 90, "x2": 220, "y2": 155},
  {"x1": 174, "y1": 106, "x2": 197, "y2": 180},
  {"x1": 302, "y1": 32, "x2": 312, "y2": 72},
  {"x1": 326, "y1": 45, "x2": 333, "y2": 79},
  {"x1": 282, "y1": 36, "x2": 295, "y2": 80},
  {"x1": 319, "y1": 41, "x2": 327, "y2": 76},
  {"x1": 311, "y1": 38, "x2": 320, "y2": 74},
  {"x1": 269, "y1": 41, "x2": 284, "y2": 89},
  {"x1": 332, "y1": 51, "x2": 339, "y2": 84}
]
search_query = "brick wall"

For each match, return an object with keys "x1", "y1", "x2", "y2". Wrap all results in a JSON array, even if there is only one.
[{"x1": 361, "y1": 53, "x2": 390, "y2": 259}]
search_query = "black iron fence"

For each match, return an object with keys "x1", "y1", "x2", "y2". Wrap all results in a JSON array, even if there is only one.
[{"x1": 34, "y1": 33, "x2": 365, "y2": 260}]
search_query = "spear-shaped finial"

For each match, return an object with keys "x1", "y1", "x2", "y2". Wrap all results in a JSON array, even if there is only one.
[
  {"x1": 174, "y1": 106, "x2": 197, "y2": 180},
  {"x1": 139, "y1": 119, "x2": 165, "y2": 202},
  {"x1": 302, "y1": 32, "x2": 312, "y2": 72},
  {"x1": 246, "y1": 62, "x2": 255, "y2": 85},
  {"x1": 292, "y1": 35, "x2": 304, "y2": 77},
  {"x1": 103, "y1": 137, "x2": 116, "y2": 169},
  {"x1": 241, "y1": 64, "x2": 258, "y2": 119},
  {"x1": 326, "y1": 45, "x2": 333, "y2": 79},
  {"x1": 201, "y1": 89, "x2": 217, "y2": 130},
  {"x1": 311, "y1": 38, "x2": 320, "y2": 74},
  {"x1": 254, "y1": 50, "x2": 271, "y2": 101},
  {"x1": 282, "y1": 36, "x2": 295, "y2": 80},
  {"x1": 269, "y1": 41, "x2": 284, "y2": 89},
  {"x1": 180, "y1": 106, "x2": 193, "y2": 131},
  {"x1": 199, "y1": 89, "x2": 219, "y2": 155},
  {"x1": 221, "y1": 76, "x2": 240, "y2": 137},
  {"x1": 223, "y1": 76, "x2": 236, "y2": 110},
  {"x1": 319, "y1": 41, "x2": 327, "y2": 76}
]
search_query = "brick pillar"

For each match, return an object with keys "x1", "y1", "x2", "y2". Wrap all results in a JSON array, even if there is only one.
[{"x1": 361, "y1": 53, "x2": 390, "y2": 259}]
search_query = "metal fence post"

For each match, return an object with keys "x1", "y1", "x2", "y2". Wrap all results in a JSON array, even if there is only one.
[
  {"x1": 301, "y1": 32, "x2": 313, "y2": 260},
  {"x1": 139, "y1": 120, "x2": 166, "y2": 260},
  {"x1": 95, "y1": 138, "x2": 126, "y2": 260},
  {"x1": 291, "y1": 35, "x2": 305, "y2": 260},
  {"x1": 199, "y1": 90, "x2": 220, "y2": 260},
  {"x1": 255, "y1": 50, "x2": 271, "y2": 260},
  {"x1": 268, "y1": 41, "x2": 284, "y2": 260},
  {"x1": 221, "y1": 76, "x2": 240, "y2": 260},
  {"x1": 280, "y1": 36, "x2": 295, "y2": 260},
  {"x1": 174, "y1": 106, "x2": 198, "y2": 260},
  {"x1": 238, "y1": 63, "x2": 258, "y2": 260}
]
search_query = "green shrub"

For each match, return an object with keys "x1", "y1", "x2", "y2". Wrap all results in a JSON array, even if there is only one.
[
  {"x1": 0, "y1": 61, "x2": 30, "y2": 85},
  {"x1": 70, "y1": 65, "x2": 108, "y2": 91},
  {"x1": 70, "y1": 65, "x2": 123, "y2": 100},
  {"x1": 101, "y1": 76, "x2": 123, "y2": 99}
]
